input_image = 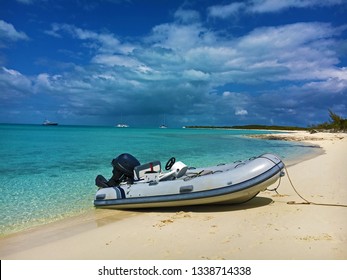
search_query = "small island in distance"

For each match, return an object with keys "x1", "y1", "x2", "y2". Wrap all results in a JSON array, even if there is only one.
[
  {"x1": 185, "y1": 110, "x2": 347, "y2": 133},
  {"x1": 185, "y1": 124, "x2": 306, "y2": 131}
]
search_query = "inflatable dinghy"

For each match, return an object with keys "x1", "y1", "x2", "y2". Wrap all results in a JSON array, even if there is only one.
[{"x1": 94, "y1": 153, "x2": 285, "y2": 209}]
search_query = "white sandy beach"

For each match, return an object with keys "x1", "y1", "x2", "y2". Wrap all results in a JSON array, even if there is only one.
[{"x1": 0, "y1": 131, "x2": 346, "y2": 260}]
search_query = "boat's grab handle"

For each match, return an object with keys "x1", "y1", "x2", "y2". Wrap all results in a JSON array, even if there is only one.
[{"x1": 180, "y1": 185, "x2": 194, "y2": 193}]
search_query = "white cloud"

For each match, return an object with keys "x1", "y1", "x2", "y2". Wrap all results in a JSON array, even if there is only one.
[
  {"x1": 249, "y1": 0, "x2": 344, "y2": 13},
  {"x1": 46, "y1": 23, "x2": 134, "y2": 54},
  {"x1": 92, "y1": 54, "x2": 139, "y2": 67},
  {"x1": 235, "y1": 109, "x2": 248, "y2": 116},
  {"x1": 0, "y1": 67, "x2": 31, "y2": 87},
  {"x1": 232, "y1": 22, "x2": 345, "y2": 82},
  {"x1": 174, "y1": 9, "x2": 201, "y2": 23},
  {"x1": 238, "y1": 22, "x2": 338, "y2": 50},
  {"x1": 36, "y1": 73, "x2": 53, "y2": 90},
  {"x1": 149, "y1": 22, "x2": 217, "y2": 52},
  {"x1": 0, "y1": 20, "x2": 29, "y2": 42},
  {"x1": 208, "y1": 0, "x2": 344, "y2": 18},
  {"x1": 208, "y1": 2, "x2": 246, "y2": 18},
  {"x1": 183, "y1": 69, "x2": 210, "y2": 80},
  {"x1": 302, "y1": 72, "x2": 347, "y2": 93},
  {"x1": 0, "y1": 67, "x2": 32, "y2": 99},
  {"x1": 2, "y1": 67, "x2": 22, "y2": 77}
]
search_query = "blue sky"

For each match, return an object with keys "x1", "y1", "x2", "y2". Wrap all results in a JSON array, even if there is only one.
[{"x1": 1, "y1": 0, "x2": 347, "y2": 127}]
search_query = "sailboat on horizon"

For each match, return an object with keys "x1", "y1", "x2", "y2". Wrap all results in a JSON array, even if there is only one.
[
  {"x1": 159, "y1": 114, "x2": 167, "y2": 128},
  {"x1": 116, "y1": 123, "x2": 129, "y2": 128},
  {"x1": 115, "y1": 114, "x2": 129, "y2": 128}
]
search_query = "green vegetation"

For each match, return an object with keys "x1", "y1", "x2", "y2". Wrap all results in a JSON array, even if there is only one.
[
  {"x1": 309, "y1": 110, "x2": 347, "y2": 132},
  {"x1": 185, "y1": 125, "x2": 306, "y2": 131},
  {"x1": 186, "y1": 110, "x2": 347, "y2": 132},
  {"x1": 230, "y1": 125, "x2": 306, "y2": 131}
]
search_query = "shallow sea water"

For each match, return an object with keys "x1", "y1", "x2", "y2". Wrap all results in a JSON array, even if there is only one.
[{"x1": 0, "y1": 124, "x2": 319, "y2": 236}]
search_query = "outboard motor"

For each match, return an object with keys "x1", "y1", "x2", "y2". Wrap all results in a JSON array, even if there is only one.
[
  {"x1": 111, "y1": 153, "x2": 140, "y2": 182},
  {"x1": 96, "y1": 153, "x2": 140, "y2": 188}
]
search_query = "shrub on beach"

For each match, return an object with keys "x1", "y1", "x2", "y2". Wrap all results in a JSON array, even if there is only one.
[{"x1": 310, "y1": 110, "x2": 347, "y2": 132}]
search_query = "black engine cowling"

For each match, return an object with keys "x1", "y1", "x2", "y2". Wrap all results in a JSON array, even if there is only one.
[
  {"x1": 109, "y1": 153, "x2": 140, "y2": 185},
  {"x1": 111, "y1": 153, "x2": 140, "y2": 177},
  {"x1": 96, "y1": 153, "x2": 141, "y2": 188}
]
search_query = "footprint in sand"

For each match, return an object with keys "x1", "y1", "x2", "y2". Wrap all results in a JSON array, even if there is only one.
[
  {"x1": 209, "y1": 224, "x2": 218, "y2": 234},
  {"x1": 153, "y1": 211, "x2": 193, "y2": 228}
]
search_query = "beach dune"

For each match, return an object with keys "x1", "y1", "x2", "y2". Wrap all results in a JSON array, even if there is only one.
[{"x1": 0, "y1": 132, "x2": 346, "y2": 259}]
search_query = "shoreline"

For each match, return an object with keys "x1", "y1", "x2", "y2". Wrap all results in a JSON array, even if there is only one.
[
  {"x1": 1, "y1": 131, "x2": 346, "y2": 259},
  {"x1": 246, "y1": 130, "x2": 338, "y2": 166},
  {"x1": 247, "y1": 130, "x2": 346, "y2": 142},
  {"x1": 247, "y1": 132, "x2": 325, "y2": 167},
  {"x1": 0, "y1": 129, "x2": 319, "y2": 238}
]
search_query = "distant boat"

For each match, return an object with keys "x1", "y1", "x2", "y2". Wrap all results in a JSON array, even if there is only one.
[
  {"x1": 42, "y1": 120, "x2": 58, "y2": 126},
  {"x1": 159, "y1": 115, "x2": 167, "y2": 128},
  {"x1": 116, "y1": 124, "x2": 129, "y2": 128},
  {"x1": 116, "y1": 114, "x2": 129, "y2": 128}
]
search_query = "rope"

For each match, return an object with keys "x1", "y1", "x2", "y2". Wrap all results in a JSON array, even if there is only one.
[
  {"x1": 271, "y1": 163, "x2": 347, "y2": 208},
  {"x1": 266, "y1": 172, "x2": 282, "y2": 194},
  {"x1": 183, "y1": 170, "x2": 206, "y2": 181},
  {"x1": 183, "y1": 169, "x2": 223, "y2": 181}
]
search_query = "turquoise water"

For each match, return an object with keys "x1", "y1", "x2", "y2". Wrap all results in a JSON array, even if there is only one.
[{"x1": 0, "y1": 124, "x2": 318, "y2": 236}]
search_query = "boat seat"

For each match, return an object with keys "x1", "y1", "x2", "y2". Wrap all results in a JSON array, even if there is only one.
[
  {"x1": 134, "y1": 161, "x2": 161, "y2": 181},
  {"x1": 159, "y1": 161, "x2": 188, "y2": 181},
  {"x1": 172, "y1": 161, "x2": 188, "y2": 178}
]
